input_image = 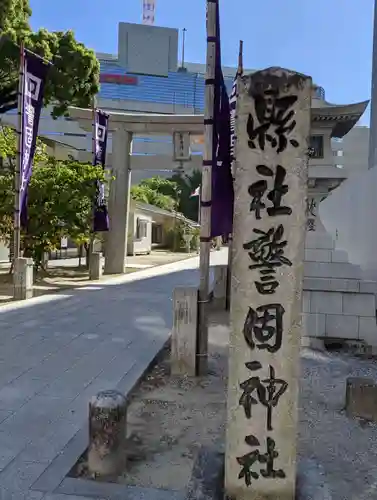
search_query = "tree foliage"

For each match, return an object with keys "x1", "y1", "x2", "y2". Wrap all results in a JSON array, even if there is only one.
[
  {"x1": 170, "y1": 170, "x2": 202, "y2": 222},
  {"x1": 0, "y1": 0, "x2": 100, "y2": 116},
  {"x1": 0, "y1": 159, "x2": 104, "y2": 267},
  {"x1": 0, "y1": 125, "x2": 105, "y2": 268},
  {"x1": 0, "y1": 124, "x2": 47, "y2": 170},
  {"x1": 130, "y1": 173, "x2": 202, "y2": 222},
  {"x1": 130, "y1": 177, "x2": 178, "y2": 211}
]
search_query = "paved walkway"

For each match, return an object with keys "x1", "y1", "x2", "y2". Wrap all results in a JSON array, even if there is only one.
[{"x1": 0, "y1": 249, "x2": 227, "y2": 499}]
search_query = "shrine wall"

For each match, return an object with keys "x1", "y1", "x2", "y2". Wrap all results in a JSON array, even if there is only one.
[{"x1": 319, "y1": 166, "x2": 377, "y2": 281}]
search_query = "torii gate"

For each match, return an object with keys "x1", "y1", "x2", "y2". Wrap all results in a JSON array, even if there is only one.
[{"x1": 68, "y1": 107, "x2": 205, "y2": 275}]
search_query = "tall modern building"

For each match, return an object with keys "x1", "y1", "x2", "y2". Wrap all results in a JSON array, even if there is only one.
[{"x1": 1, "y1": 21, "x2": 369, "y2": 180}]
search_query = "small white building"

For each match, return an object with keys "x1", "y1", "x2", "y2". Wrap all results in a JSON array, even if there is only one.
[{"x1": 127, "y1": 201, "x2": 198, "y2": 255}]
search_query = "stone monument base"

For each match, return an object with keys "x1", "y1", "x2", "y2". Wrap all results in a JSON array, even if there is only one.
[{"x1": 186, "y1": 447, "x2": 332, "y2": 500}]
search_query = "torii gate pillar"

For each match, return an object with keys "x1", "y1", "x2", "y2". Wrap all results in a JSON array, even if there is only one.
[{"x1": 104, "y1": 128, "x2": 132, "y2": 275}]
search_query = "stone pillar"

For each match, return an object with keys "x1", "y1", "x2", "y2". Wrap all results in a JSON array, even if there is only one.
[
  {"x1": 89, "y1": 252, "x2": 103, "y2": 280},
  {"x1": 104, "y1": 129, "x2": 132, "y2": 275},
  {"x1": 225, "y1": 68, "x2": 312, "y2": 500},
  {"x1": 13, "y1": 257, "x2": 33, "y2": 300},
  {"x1": 88, "y1": 390, "x2": 127, "y2": 477},
  {"x1": 171, "y1": 287, "x2": 198, "y2": 376}
]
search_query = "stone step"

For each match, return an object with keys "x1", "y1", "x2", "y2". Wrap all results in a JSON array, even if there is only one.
[
  {"x1": 303, "y1": 277, "x2": 377, "y2": 294},
  {"x1": 304, "y1": 261, "x2": 363, "y2": 280}
]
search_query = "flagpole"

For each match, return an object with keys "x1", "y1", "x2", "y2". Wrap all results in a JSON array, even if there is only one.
[
  {"x1": 226, "y1": 39, "x2": 243, "y2": 310},
  {"x1": 198, "y1": 188, "x2": 201, "y2": 225},
  {"x1": 197, "y1": 0, "x2": 217, "y2": 375},
  {"x1": 14, "y1": 41, "x2": 25, "y2": 263},
  {"x1": 88, "y1": 96, "x2": 97, "y2": 270}
]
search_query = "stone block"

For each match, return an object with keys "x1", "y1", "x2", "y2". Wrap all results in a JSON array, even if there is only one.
[
  {"x1": 359, "y1": 317, "x2": 377, "y2": 346},
  {"x1": 171, "y1": 287, "x2": 198, "y2": 377},
  {"x1": 213, "y1": 265, "x2": 227, "y2": 310},
  {"x1": 302, "y1": 313, "x2": 326, "y2": 338},
  {"x1": 359, "y1": 280, "x2": 377, "y2": 294},
  {"x1": 310, "y1": 291, "x2": 342, "y2": 315},
  {"x1": 301, "y1": 336, "x2": 325, "y2": 351},
  {"x1": 345, "y1": 377, "x2": 377, "y2": 422},
  {"x1": 325, "y1": 314, "x2": 359, "y2": 340},
  {"x1": 302, "y1": 291, "x2": 310, "y2": 313},
  {"x1": 88, "y1": 389, "x2": 127, "y2": 478},
  {"x1": 331, "y1": 250, "x2": 348, "y2": 263},
  {"x1": 13, "y1": 257, "x2": 33, "y2": 300},
  {"x1": 343, "y1": 293, "x2": 375, "y2": 317},
  {"x1": 305, "y1": 232, "x2": 334, "y2": 250},
  {"x1": 89, "y1": 252, "x2": 103, "y2": 281},
  {"x1": 305, "y1": 249, "x2": 331, "y2": 263},
  {"x1": 305, "y1": 261, "x2": 362, "y2": 280},
  {"x1": 304, "y1": 277, "x2": 359, "y2": 293}
]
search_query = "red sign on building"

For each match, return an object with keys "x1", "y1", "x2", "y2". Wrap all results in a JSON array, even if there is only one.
[{"x1": 99, "y1": 74, "x2": 138, "y2": 85}]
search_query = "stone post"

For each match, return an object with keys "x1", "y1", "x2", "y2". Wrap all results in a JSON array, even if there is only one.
[
  {"x1": 171, "y1": 287, "x2": 198, "y2": 376},
  {"x1": 88, "y1": 390, "x2": 127, "y2": 477},
  {"x1": 13, "y1": 257, "x2": 33, "y2": 300},
  {"x1": 213, "y1": 265, "x2": 227, "y2": 310},
  {"x1": 225, "y1": 68, "x2": 312, "y2": 500},
  {"x1": 89, "y1": 252, "x2": 103, "y2": 280},
  {"x1": 104, "y1": 129, "x2": 132, "y2": 275}
]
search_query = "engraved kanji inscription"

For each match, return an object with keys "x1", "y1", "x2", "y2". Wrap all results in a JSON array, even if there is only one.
[
  {"x1": 243, "y1": 304, "x2": 285, "y2": 353},
  {"x1": 243, "y1": 224, "x2": 292, "y2": 294},
  {"x1": 248, "y1": 165, "x2": 292, "y2": 220},
  {"x1": 239, "y1": 362, "x2": 288, "y2": 431},
  {"x1": 307, "y1": 218, "x2": 316, "y2": 231},
  {"x1": 247, "y1": 89, "x2": 299, "y2": 153},
  {"x1": 306, "y1": 199, "x2": 317, "y2": 231},
  {"x1": 237, "y1": 435, "x2": 286, "y2": 487}
]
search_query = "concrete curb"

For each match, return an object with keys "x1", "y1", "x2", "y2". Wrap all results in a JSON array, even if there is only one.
[{"x1": 31, "y1": 337, "x2": 172, "y2": 496}]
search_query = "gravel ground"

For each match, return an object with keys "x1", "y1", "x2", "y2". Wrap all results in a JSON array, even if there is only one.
[
  {"x1": 298, "y1": 348, "x2": 377, "y2": 500},
  {"x1": 76, "y1": 308, "x2": 377, "y2": 499}
]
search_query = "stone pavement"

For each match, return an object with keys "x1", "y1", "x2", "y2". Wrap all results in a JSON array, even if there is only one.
[{"x1": 0, "y1": 249, "x2": 227, "y2": 500}]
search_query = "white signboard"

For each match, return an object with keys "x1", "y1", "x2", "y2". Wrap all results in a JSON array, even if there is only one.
[
  {"x1": 61, "y1": 237, "x2": 68, "y2": 249},
  {"x1": 173, "y1": 132, "x2": 191, "y2": 162},
  {"x1": 142, "y1": 0, "x2": 155, "y2": 25}
]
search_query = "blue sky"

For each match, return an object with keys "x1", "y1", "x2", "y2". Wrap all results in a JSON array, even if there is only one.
[{"x1": 29, "y1": 0, "x2": 374, "y2": 125}]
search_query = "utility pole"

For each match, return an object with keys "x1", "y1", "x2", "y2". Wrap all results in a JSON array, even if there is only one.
[{"x1": 197, "y1": 0, "x2": 217, "y2": 375}]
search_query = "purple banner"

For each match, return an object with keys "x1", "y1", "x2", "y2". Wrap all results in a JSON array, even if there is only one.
[
  {"x1": 20, "y1": 50, "x2": 49, "y2": 227},
  {"x1": 229, "y1": 72, "x2": 239, "y2": 167},
  {"x1": 92, "y1": 109, "x2": 109, "y2": 232},
  {"x1": 210, "y1": 0, "x2": 234, "y2": 238}
]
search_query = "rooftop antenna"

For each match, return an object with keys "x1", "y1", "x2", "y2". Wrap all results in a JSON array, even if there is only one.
[{"x1": 178, "y1": 28, "x2": 187, "y2": 72}]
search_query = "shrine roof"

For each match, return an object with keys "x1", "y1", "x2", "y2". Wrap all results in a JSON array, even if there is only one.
[{"x1": 311, "y1": 98, "x2": 369, "y2": 138}]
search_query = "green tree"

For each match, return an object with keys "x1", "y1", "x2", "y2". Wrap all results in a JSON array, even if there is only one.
[
  {"x1": 0, "y1": 0, "x2": 100, "y2": 116},
  {"x1": 169, "y1": 170, "x2": 202, "y2": 222},
  {"x1": 130, "y1": 176, "x2": 178, "y2": 211},
  {"x1": 0, "y1": 157, "x2": 105, "y2": 269},
  {"x1": 0, "y1": 124, "x2": 47, "y2": 171}
]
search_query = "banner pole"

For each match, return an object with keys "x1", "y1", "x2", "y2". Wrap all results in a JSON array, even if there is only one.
[
  {"x1": 226, "y1": 39, "x2": 243, "y2": 310},
  {"x1": 88, "y1": 96, "x2": 97, "y2": 269},
  {"x1": 197, "y1": 0, "x2": 217, "y2": 375},
  {"x1": 14, "y1": 41, "x2": 25, "y2": 262}
]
